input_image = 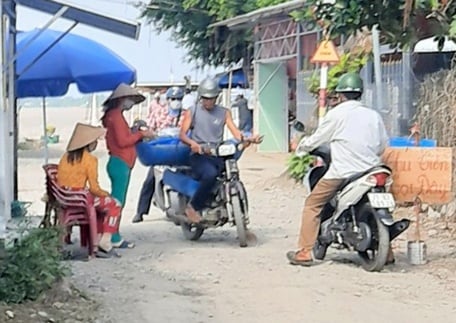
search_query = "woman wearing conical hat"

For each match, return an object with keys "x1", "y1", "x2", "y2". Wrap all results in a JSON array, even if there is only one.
[
  {"x1": 57, "y1": 123, "x2": 121, "y2": 258},
  {"x1": 101, "y1": 83, "x2": 154, "y2": 249}
]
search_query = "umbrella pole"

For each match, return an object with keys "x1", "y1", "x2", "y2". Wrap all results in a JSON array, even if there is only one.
[
  {"x1": 42, "y1": 97, "x2": 49, "y2": 165},
  {"x1": 90, "y1": 93, "x2": 97, "y2": 125}
]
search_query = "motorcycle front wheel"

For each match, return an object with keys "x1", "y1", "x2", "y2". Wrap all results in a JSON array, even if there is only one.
[
  {"x1": 357, "y1": 205, "x2": 390, "y2": 272},
  {"x1": 181, "y1": 223, "x2": 204, "y2": 241},
  {"x1": 229, "y1": 195, "x2": 248, "y2": 247}
]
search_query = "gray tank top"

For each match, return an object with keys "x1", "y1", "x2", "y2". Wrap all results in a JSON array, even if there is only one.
[{"x1": 190, "y1": 104, "x2": 227, "y2": 145}]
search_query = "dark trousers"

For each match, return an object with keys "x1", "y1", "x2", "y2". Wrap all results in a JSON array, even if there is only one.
[
  {"x1": 189, "y1": 154, "x2": 224, "y2": 211},
  {"x1": 136, "y1": 167, "x2": 155, "y2": 216},
  {"x1": 239, "y1": 110, "x2": 253, "y2": 133}
]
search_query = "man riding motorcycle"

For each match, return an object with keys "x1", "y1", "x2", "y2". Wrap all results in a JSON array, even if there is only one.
[
  {"x1": 179, "y1": 77, "x2": 261, "y2": 224},
  {"x1": 132, "y1": 86, "x2": 185, "y2": 223},
  {"x1": 286, "y1": 72, "x2": 393, "y2": 266}
]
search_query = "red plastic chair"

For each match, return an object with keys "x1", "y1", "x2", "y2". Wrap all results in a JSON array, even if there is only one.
[
  {"x1": 43, "y1": 164, "x2": 98, "y2": 257},
  {"x1": 41, "y1": 164, "x2": 59, "y2": 227}
]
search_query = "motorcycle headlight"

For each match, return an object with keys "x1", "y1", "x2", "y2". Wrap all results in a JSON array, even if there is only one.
[{"x1": 217, "y1": 143, "x2": 236, "y2": 156}]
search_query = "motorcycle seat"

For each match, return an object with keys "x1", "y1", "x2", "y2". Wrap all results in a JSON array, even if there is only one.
[
  {"x1": 337, "y1": 164, "x2": 392, "y2": 191},
  {"x1": 163, "y1": 169, "x2": 200, "y2": 198}
]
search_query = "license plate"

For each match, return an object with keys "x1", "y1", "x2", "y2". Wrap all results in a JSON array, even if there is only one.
[{"x1": 367, "y1": 193, "x2": 396, "y2": 208}]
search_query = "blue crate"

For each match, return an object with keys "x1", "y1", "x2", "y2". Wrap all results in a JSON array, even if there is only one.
[{"x1": 389, "y1": 137, "x2": 436, "y2": 148}]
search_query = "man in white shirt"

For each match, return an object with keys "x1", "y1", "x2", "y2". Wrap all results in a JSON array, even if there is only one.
[
  {"x1": 182, "y1": 87, "x2": 196, "y2": 111},
  {"x1": 286, "y1": 72, "x2": 390, "y2": 266}
]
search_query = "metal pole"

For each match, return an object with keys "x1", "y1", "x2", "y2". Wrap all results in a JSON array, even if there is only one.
[
  {"x1": 0, "y1": 2, "x2": 9, "y2": 237},
  {"x1": 6, "y1": 0, "x2": 17, "y2": 200},
  {"x1": 372, "y1": 25, "x2": 384, "y2": 112},
  {"x1": 17, "y1": 21, "x2": 78, "y2": 77},
  {"x1": 90, "y1": 93, "x2": 98, "y2": 125},
  {"x1": 42, "y1": 97, "x2": 49, "y2": 165},
  {"x1": 3, "y1": 5, "x2": 69, "y2": 71},
  {"x1": 318, "y1": 63, "x2": 328, "y2": 125},
  {"x1": 296, "y1": 22, "x2": 303, "y2": 71},
  {"x1": 402, "y1": 50, "x2": 412, "y2": 131}
]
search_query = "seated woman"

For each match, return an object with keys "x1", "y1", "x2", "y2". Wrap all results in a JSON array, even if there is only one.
[{"x1": 58, "y1": 122, "x2": 121, "y2": 258}]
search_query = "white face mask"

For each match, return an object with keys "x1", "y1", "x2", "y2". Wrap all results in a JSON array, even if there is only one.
[
  {"x1": 169, "y1": 100, "x2": 182, "y2": 111},
  {"x1": 122, "y1": 98, "x2": 135, "y2": 111}
]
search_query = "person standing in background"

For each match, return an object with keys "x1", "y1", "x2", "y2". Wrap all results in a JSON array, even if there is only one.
[
  {"x1": 132, "y1": 86, "x2": 186, "y2": 223},
  {"x1": 101, "y1": 83, "x2": 154, "y2": 249},
  {"x1": 232, "y1": 94, "x2": 252, "y2": 133},
  {"x1": 147, "y1": 91, "x2": 167, "y2": 127}
]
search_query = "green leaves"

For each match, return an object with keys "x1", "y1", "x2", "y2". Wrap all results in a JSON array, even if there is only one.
[
  {"x1": 286, "y1": 153, "x2": 314, "y2": 182},
  {"x1": 0, "y1": 227, "x2": 67, "y2": 304},
  {"x1": 139, "y1": 0, "x2": 288, "y2": 66},
  {"x1": 294, "y1": 0, "x2": 456, "y2": 50},
  {"x1": 308, "y1": 53, "x2": 368, "y2": 96}
]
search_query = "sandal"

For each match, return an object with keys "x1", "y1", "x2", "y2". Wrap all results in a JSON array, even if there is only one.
[
  {"x1": 96, "y1": 247, "x2": 121, "y2": 259},
  {"x1": 112, "y1": 240, "x2": 135, "y2": 249},
  {"x1": 286, "y1": 250, "x2": 315, "y2": 267},
  {"x1": 185, "y1": 206, "x2": 202, "y2": 224}
]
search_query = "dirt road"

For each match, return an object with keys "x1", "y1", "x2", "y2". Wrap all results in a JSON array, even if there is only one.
[{"x1": 65, "y1": 149, "x2": 456, "y2": 323}]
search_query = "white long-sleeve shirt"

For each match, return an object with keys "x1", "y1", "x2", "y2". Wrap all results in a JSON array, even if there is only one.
[
  {"x1": 182, "y1": 93, "x2": 196, "y2": 111},
  {"x1": 299, "y1": 100, "x2": 388, "y2": 179}
]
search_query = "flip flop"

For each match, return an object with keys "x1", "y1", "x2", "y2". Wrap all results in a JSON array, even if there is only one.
[
  {"x1": 96, "y1": 247, "x2": 121, "y2": 259},
  {"x1": 112, "y1": 240, "x2": 135, "y2": 249},
  {"x1": 286, "y1": 251, "x2": 315, "y2": 267}
]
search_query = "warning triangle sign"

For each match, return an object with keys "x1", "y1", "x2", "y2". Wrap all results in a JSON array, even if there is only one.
[{"x1": 311, "y1": 40, "x2": 340, "y2": 64}]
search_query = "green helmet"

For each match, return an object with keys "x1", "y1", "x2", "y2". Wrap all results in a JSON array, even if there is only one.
[
  {"x1": 335, "y1": 72, "x2": 363, "y2": 93},
  {"x1": 198, "y1": 77, "x2": 220, "y2": 98}
]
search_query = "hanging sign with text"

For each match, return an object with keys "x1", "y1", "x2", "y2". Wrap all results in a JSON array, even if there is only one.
[{"x1": 382, "y1": 147, "x2": 453, "y2": 204}]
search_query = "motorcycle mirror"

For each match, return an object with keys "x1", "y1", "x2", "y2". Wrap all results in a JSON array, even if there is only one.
[{"x1": 292, "y1": 120, "x2": 305, "y2": 132}]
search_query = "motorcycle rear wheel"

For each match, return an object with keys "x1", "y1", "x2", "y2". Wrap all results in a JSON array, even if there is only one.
[
  {"x1": 230, "y1": 195, "x2": 248, "y2": 247},
  {"x1": 357, "y1": 206, "x2": 390, "y2": 272},
  {"x1": 313, "y1": 238, "x2": 328, "y2": 260},
  {"x1": 181, "y1": 223, "x2": 204, "y2": 241}
]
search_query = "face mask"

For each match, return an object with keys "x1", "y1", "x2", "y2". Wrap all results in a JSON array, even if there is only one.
[
  {"x1": 169, "y1": 100, "x2": 182, "y2": 111},
  {"x1": 88, "y1": 141, "x2": 98, "y2": 152},
  {"x1": 122, "y1": 98, "x2": 135, "y2": 111}
]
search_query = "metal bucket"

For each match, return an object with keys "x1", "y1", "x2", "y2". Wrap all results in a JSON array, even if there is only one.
[{"x1": 407, "y1": 241, "x2": 427, "y2": 265}]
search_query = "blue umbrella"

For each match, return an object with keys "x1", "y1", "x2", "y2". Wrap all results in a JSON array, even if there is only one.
[
  {"x1": 14, "y1": 28, "x2": 137, "y2": 163},
  {"x1": 16, "y1": 28, "x2": 136, "y2": 98},
  {"x1": 217, "y1": 68, "x2": 248, "y2": 89}
]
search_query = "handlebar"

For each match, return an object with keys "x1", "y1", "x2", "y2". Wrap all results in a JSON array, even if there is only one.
[{"x1": 200, "y1": 135, "x2": 264, "y2": 157}]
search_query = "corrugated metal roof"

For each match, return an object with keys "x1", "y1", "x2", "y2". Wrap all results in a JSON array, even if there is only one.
[{"x1": 210, "y1": 0, "x2": 306, "y2": 29}]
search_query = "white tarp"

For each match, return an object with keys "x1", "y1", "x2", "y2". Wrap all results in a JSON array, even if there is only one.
[{"x1": 414, "y1": 36, "x2": 456, "y2": 53}]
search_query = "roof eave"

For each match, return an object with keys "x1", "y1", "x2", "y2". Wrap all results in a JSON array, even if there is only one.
[{"x1": 17, "y1": 0, "x2": 140, "y2": 39}]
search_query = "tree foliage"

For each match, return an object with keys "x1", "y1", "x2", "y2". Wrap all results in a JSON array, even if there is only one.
[
  {"x1": 294, "y1": 0, "x2": 456, "y2": 49},
  {"x1": 308, "y1": 53, "x2": 368, "y2": 96},
  {"x1": 138, "y1": 0, "x2": 288, "y2": 67}
]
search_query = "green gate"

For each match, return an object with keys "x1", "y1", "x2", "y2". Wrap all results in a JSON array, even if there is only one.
[{"x1": 255, "y1": 61, "x2": 288, "y2": 152}]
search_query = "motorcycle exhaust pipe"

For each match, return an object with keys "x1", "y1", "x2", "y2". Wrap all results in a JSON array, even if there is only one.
[{"x1": 389, "y1": 219, "x2": 411, "y2": 241}]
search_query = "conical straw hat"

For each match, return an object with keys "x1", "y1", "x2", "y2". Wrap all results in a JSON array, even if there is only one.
[
  {"x1": 102, "y1": 83, "x2": 145, "y2": 110},
  {"x1": 67, "y1": 123, "x2": 106, "y2": 152}
]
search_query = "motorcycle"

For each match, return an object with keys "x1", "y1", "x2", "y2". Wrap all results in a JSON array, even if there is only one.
[
  {"x1": 152, "y1": 138, "x2": 259, "y2": 247},
  {"x1": 133, "y1": 118, "x2": 262, "y2": 248},
  {"x1": 294, "y1": 121, "x2": 410, "y2": 271}
]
